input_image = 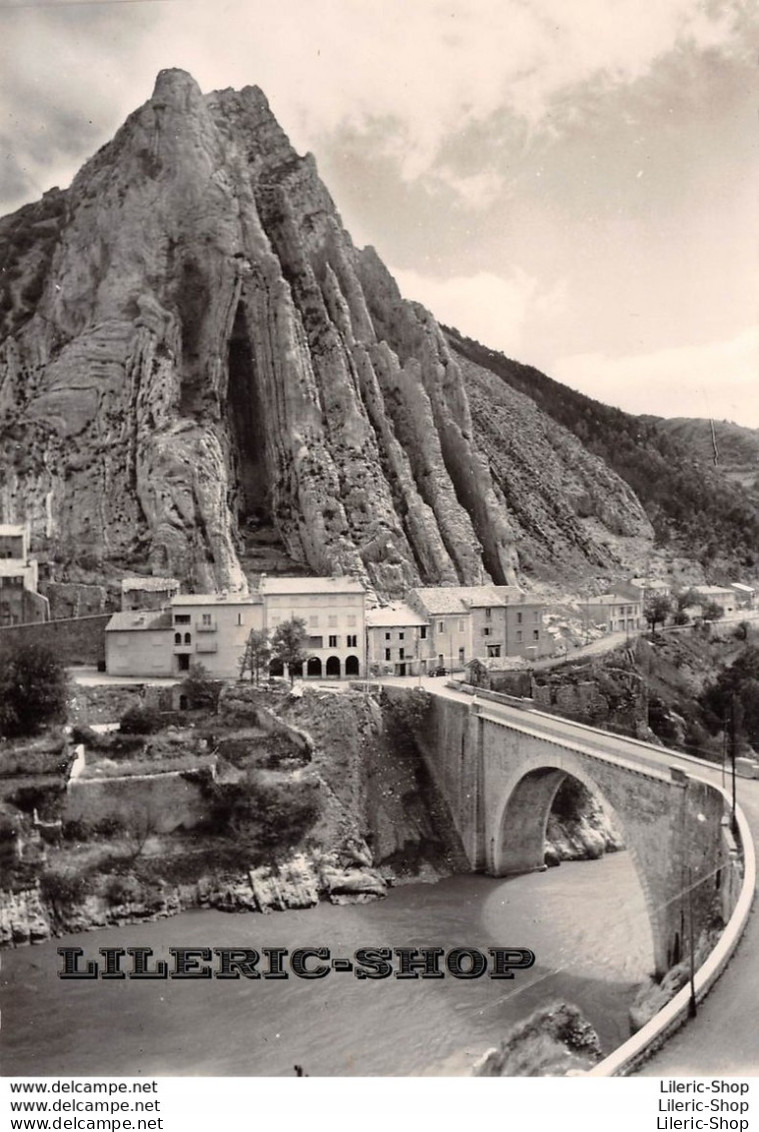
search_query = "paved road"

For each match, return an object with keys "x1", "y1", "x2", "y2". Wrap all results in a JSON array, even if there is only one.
[{"x1": 421, "y1": 682, "x2": 759, "y2": 1076}]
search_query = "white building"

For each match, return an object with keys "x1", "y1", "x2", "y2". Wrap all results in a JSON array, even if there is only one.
[
  {"x1": 366, "y1": 603, "x2": 430, "y2": 676},
  {"x1": 259, "y1": 575, "x2": 366, "y2": 678}
]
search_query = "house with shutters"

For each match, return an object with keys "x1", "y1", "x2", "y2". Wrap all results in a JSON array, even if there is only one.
[{"x1": 365, "y1": 602, "x2": 430, "y2": 676}]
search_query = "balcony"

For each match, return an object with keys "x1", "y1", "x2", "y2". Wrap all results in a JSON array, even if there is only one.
[
  {"x1": 196, "y1": 620, "x2": 218, "y2": 633},
  {"x1": 196, "y1": 640, "x2": 218, "y2": 654}
]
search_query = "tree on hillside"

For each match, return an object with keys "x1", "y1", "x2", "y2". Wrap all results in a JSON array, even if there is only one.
[
  {"x1": 676, "y1": 587, "x2": 699, "y2": 613},
  {"x1": 702, "y1": 600, "x2": 724, "y2": 622},
  {"x1": 239, "y1": 628, "x2": 272, "y2": 684},
  {"x1": 644, "y1": 594, "x2": 672, "y2": 639},
  {"x1": 270, "y1": 618, "x2": 308, "y2": 684},
  {"x1": 180, "y1": 662, "x2": 220, "y2": 710},
  {"x1": 0, "y1": 641, "x2": 69, "y2": 738},
  {"x1": 700, "y1": 646, "x2": 759, "y2": 749}
]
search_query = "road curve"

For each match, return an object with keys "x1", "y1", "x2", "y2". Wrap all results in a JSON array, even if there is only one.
[{"x1": 422, "y1": 680, "x2": 759, "y2": 1075}]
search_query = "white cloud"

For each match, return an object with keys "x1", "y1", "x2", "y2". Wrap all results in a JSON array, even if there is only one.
[
  {"x1": 391, "y1": 266, "x2": 566, "y2": 355},
  {"x1": 0, "y1": 0, "x2": 746, "y2": 213},
  {"x1": 552, "y1": 326, "x2": 759, "y2": 426}
]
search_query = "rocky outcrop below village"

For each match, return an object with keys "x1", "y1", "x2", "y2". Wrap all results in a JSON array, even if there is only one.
[
  {"x1": 1, "y1": 684, "x2": 626, "y2": 948},
  {"x1": 0, "y1": 852, "x2": 388, "y2": 947},
  {"x1": 0, "y1": 69, "x2": 654, "y2": 595}
]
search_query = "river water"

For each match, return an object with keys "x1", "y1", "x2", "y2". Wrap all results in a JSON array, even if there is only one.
[{"x1": 1, "y1": 852, "x2": 653, "y2": 1077}]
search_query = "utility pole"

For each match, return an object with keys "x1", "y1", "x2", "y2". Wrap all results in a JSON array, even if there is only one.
[
  {"x1": 730, "y1": 692, "x2": 738, "y2": 839},
  {"x1": 687, "y1": 865, "x2": 697, "y2": 1018}
]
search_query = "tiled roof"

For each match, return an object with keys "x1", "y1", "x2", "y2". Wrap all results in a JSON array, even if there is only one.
[
  {"x1": 366, "y1": 603, "x2": 427, "y2": 628},
  {"x1": 690, "y1": 585, "x2": 734, "y2": 596},
  {"x1": 259, "y1": 576, "x2": 365, "y2": 595},
  {"x1": 410, "y1": 585, "x2": 521, "y2": 614},
  {"x1": 582, "y1": 593, "x2": 638, "y2": 606},
  {"x1": 121, "y1": 576, "x2": 180, "y2": 593},
  {"x1": 172, "y1": 592, "x2": 261, "y2": 605},
  {"x1": 106, "y1": 610, "x2": 172, "y2": 633}
]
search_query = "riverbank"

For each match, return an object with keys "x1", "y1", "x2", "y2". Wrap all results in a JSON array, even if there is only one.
[{"x1": 1, "y1": 857, "x2": 653, "y2": 1077}]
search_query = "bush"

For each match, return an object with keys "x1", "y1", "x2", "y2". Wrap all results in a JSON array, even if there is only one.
[
  {"x1": 210, "y1": 770, "x2": 322, "y2": 853},
  {"x1": 180, "y1": 663, "x2": 220, "y2": 711},
  {"x1": 0, "y1": 641, "x2": 69, "y2": 738},
  {"x1": 119, "y1": 703, "x2": 162, "y2": 735},
  {"x1": 39, "y1": 866, "x2": 89, "y2": 912}
]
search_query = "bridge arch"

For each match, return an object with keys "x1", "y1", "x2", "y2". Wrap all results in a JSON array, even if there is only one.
[{"x1": 483, "y1": 734, "x2": 678, "y2": 975}]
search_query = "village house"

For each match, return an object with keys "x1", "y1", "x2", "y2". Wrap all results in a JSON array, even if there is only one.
[
  {"x1": 729, "y1": 583, "x2": 756, "y2": 610},
  {"x1": 621, "y1": 577, "x2": 672, "y2": 603},
  {"x1": 505, "y1": 599, "x2": 553, "y2": 659},
  {"x1": 407, "y1": 588, "x2": 473, "y2": 671},
  {"x1": 259, "y1": 575, "x2": 366, "y2": 678},
  {"x1": 0, "y1": 523, "x2": 48, "y2": 626},
  {"x1": 170, "y1": 592, "x2": 264, "y2": 678},
  {"x1": 687, "y1": 585, "x2": 738, "y2": 616},
  {"x1": 105, "y1": 610, "x2": 174, "y2": 676},
  {"x1": 580, "y1": 593, "x2": 643, "y2": 635},
  {"x1": 365, "y1": 603, "x2": 430, "y2": 676},
  {"x1": 105, "y1": 592, "x2": 264, "y2": 679},
  {"x1": 407, "y1": 585, "x2": 551, "y2": 669},
  {"x1": 120, "y1": 576, "x2": 181, "y2": 612}
]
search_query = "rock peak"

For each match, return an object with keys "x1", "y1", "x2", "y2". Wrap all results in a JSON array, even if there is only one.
[{"x1": 151, "y1": 67, "x2": 203, "y2": 101}]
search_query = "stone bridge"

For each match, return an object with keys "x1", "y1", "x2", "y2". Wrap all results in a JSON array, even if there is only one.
[{"x1": 402, "y1": 689, "x2": 739, "y2": 976}]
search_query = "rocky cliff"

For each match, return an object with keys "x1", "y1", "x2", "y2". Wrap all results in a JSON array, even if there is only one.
[{"x1": 0, "y1": 69, "x2": 653, "y2": 594}]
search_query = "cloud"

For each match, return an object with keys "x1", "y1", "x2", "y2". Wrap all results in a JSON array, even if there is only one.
[
  {"x1": 552, "y1": 326, "x2": 759, "y2": 426},
  {"x1": 0, "y1": 0, "x2": 745, "y2": 214},
  {"x1": 391, "y1": 265, "x2": 566, "y2": 355}
]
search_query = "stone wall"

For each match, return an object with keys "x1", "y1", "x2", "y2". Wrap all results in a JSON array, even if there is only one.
[
  {"x1": 0, "y1": 614, "x2": 109, "y2": 665},
  {"x1": 64, "y1": 769, "x2": 209, "y2": 833}
]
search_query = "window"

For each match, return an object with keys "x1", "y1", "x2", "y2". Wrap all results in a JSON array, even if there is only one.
[
  {"x1": 328, "y1": 634, "x2": 338, "y2": 648},
  {"x1": 534, "y1": 611, "x2": 539, "y2": 621},
  {"x1": 398, "y1": 632, "x2": 404, "y2": 640},
  {"x1": 174, "y1": 633, "x2": 182, "y2": 645},
  {"x1": 516, "y1": 630, "x2": 523, "y2": 642},
  {"x1": 184, "y1": 633, "x2": 191, "y2": 645},
  {"x1": 237, "y1": 613, "x2": 242, "y2": 626},
  {"x1": 346, "y1": 634, "x2": 357, "y2": 647},
  {"x1": 347, "y1": 615, "x2": 357, "y2": 627},
  {"x1": 482, "y1": 627, "x2": 491, "y2": 636},
  {"x1": 201, "y1": 613, "x2": 212, "y2": 625},
  {"x1": 385, "y1": 632, "x2": 391, "y2": 640},
  {"x1": 486, "y1": 644, "x2": 501, "y2": 658},
  {"x1": 328, "y1": 615, "x2": 338, "y2": 628},
  {"x1": 438, "y1": 621, "x2": 444, "y2": 633},
  {"x1": 485, "y1": 607, "x2": 492, "y2": 620},
  {"x1": 533, "y1": 629, "x2": 540, "y2": 641},
  {"x1": 385, "y1": 648, "x2": 391, "y2": 661},
  {"x1": 174, "y1": 614, "x2": 191, "y2": 625},
  {"x1": 517, "y1": 612, "x2": 523, "y2": 624},
  {"x1": 420, "y1": 626, "x2": 427, "y2": 639},
  {"x1": 399, "y1": 648, "x2": 405, "y2": 660},
  {"x1": 309, "y1": 615, "x2": 319, "y2": 627},
  {"x1": 458, "y1": 620, "x2": 464, "y2": 632},
  {"x1": 308, "y1": 636, "x2": 323, "y2": 648}
]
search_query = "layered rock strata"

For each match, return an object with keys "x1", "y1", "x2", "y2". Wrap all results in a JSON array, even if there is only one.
[{"x1": 0, "y1": 69, "x2": 653, "y2": 593}]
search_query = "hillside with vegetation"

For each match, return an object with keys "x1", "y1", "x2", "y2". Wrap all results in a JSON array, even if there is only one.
[{"x1": 445, "y1": 328, "x2": 759, "y2": 578}]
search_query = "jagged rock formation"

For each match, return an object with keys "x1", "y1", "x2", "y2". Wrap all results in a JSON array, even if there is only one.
[{"x1": 0, "y1": 69, "x2": 654, "y2": 594}]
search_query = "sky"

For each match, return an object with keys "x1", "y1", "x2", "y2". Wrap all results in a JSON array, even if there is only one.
[{"x1": 1, "y1": 0, "x2": 757, "y2": 426}]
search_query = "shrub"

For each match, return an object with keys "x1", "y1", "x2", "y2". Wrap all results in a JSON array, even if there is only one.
[
  {"x1": 180, "y1": 663, "x2": 220, "y2": 710},
  {"x1": 39, "y1": 866, "x2": 89, "y2": 913},
  {"x1": 119, "y1": 703, "x2": 162, "y2": 735}
]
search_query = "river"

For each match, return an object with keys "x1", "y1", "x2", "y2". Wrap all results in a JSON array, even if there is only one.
[{"x1": 1, "y1": 851, "x2": 653, "y2": 1077}]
